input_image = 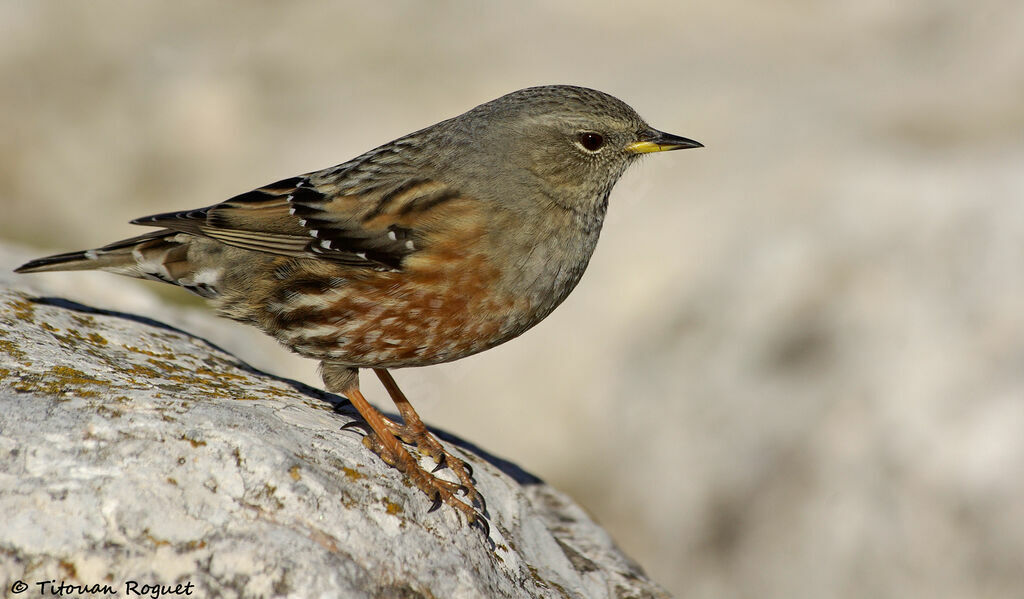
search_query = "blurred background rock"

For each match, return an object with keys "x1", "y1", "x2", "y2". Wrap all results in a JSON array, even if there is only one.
[{"x1": 3, "y1": 2, "x2": 1022, "y2": 598}]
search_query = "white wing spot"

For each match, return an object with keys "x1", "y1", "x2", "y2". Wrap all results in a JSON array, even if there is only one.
[
  {"x1": 84, "y1": 250, "x2": 98, "y2": 260},
  {"x1": 405, "y1": 240, "x2": 415, "y2": 250},
  {"x1": 320, "y1": 240, "x2": 333, "y2": 249},
  {"x1": 387, "y1": 230, "x2": 397, "y2": 241}
]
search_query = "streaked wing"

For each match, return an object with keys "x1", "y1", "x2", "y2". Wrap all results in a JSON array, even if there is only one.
[{"x1": 130, "y1": 140, "x2": 468, "y2": 271}]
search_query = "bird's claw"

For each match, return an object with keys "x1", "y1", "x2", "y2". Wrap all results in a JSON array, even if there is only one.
[
  {"x1": 428, "y1": 492, "x2": 443, "y2": 513},
  {"x1": 340, "y1": 419, "x2": 372, "y2": 434},
  {"x1": 469, "y1": 515, "x2": 490, "y2": 538},
  {"x1": 471, "y1": 491, "x2": 486, "y2": 513}
]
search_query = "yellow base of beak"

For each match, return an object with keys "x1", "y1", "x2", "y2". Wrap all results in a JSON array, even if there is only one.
[
  {"x1": 626, "y1": 131, "x2": 702, "y2": 154},
  {"x1": 626, "y1": 140, "x2": 687, "y2": 154}
]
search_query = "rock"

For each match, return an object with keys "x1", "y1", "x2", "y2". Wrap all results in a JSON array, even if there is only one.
[{"x1": 0, "y1": 248, "x2": 669, "y2": 599}]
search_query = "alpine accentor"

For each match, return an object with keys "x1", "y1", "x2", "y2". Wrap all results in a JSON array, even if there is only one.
[{"x1": 16, "y1": 85, "x2": 702, "y2": 533}]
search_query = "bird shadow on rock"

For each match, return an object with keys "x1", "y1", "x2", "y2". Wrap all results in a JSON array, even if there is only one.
[{"x1": 28, "y1": 295, "x2": 544, "y2": 488}]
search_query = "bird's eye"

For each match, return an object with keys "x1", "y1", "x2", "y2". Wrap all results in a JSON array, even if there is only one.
[{"x1": 576, "y1": 132, "x2": 605, "y2": 152}]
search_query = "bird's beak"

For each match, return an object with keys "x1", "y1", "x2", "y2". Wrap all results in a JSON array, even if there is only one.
[{"x1": 626, "y1": 129, "x2": 703, "y2": 154}]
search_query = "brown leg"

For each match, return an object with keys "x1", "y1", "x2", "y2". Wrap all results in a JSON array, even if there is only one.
[
  {"x1": 329, "y1": 364, "x2": 486, "y2": 533},
  {"x1": 373, "y1": 369, "x2": 484, "y2": 514}
]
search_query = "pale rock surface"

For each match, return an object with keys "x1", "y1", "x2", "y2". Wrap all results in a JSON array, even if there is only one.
[{"x1": 0, "y1": 244, "x2": 668, "y2": 599}]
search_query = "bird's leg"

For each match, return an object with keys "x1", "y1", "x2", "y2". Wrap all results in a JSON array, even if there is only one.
[
  {"x1": 338, "y1": 375, "x2": 486, "y2": 532},
  {"x1": 372, "y1": 368, "x2": 486, "y2": 516}
]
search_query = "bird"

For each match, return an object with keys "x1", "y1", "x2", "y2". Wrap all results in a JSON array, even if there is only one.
[{"x1": 15, "y1": 85, "x2": 702, "y2": 533}]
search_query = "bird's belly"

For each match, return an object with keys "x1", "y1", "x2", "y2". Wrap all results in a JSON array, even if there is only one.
[{"x1": 260, "y1": 253, "x2": 534, "y2": 368}]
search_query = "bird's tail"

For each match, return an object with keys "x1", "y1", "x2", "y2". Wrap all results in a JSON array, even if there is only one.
[
  {"x1": 15, "y1": 230, "x2": 218, "y2": 298},
  {"x1": 16, "y1": 231, "x2": 175, "y2": 274}
]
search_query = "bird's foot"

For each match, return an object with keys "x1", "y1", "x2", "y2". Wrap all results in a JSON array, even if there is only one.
[
  {"x1": 360, "y1": 425, "x2": 488, "y2": 535},
  {"x1": 340, "y1": 377, "x2": 489, "y2": 535},
  {"x1": 376, "y1": 414, "x2": 485, "y2": 514}
]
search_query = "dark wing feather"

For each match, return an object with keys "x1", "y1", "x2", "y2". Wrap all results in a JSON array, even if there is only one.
[{"x1": 129, "y1": 138, "x2": 467, "y2": 271}]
